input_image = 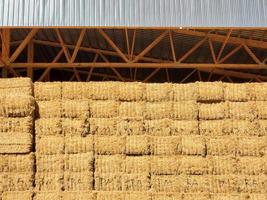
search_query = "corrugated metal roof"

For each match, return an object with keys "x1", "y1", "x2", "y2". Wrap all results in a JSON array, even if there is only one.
[{"x1": 0, "y1": 0, "x2": 267, "y2": 27}]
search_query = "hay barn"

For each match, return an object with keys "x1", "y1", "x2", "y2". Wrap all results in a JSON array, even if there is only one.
[{"x1": 0, "y1": 0, "x2": 266, "y2": 199}]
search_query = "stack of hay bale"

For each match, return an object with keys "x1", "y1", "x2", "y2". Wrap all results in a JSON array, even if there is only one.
[{"x1": 0, "y1": 78, "x2": 35, "y2": 200}]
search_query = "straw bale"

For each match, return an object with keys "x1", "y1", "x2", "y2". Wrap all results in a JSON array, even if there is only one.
[
  {"x1": 62, "y1": 82, "x2": 89, "y2": 100},
  {"x1": 36, "y1": 100, "x2": 61, "y2": 118},
  {"x1": 126, "y1": 135, "x2": 150, "y2": 155},
  {"x1": 172, "y1": 83, "x2": 197, "y2": 101},
  {"x1": 122, "y1": 173, "x2": 150, "y2": 191},
  {"x1": 150, "y1": 136, "x2": 181, "y2": 155},
  {"x1": 207, "y1": 137, "x2": 237, "y2": 156},
  {"x1": 208, "y1": 156, "x2": 238, "y2": 175},
  {"x1": 229, "y1": 101, "x2": 256, "y2": 120},
  {"x1": 224, "y1": 83, "x2": 250, "y2": 101},
  {"x1": 35, "y1": 118, "x2": 62, "y2": 136},
  {"x1": 64, "y1": 171, "x2": 93, "y2": 190},
  {"x1": 89, "y1": 82, "x2": 119, "y2": 100},
  {"x1": 65, "y1": 136, "x2": 93, "y2": 154},
  {"x1": 62, "y1": 192, "x2": 96, "y2": 200},
  {"x1": 96, "y1": 191, "x2": 124, "y2": 200},
  {"x1": 145, "y1": 102, "x2": 172, "y2": 120},
  {"x1": 36, "y1": 154, "x2": 64, "y2": 173},
  {"x1": 145, "y1": 119, "x2": 171, "y2": 136},
  {"x1": 258, "y1": 120, "x2": 267, "y2": 136},
  {"x1": 6, "y1": 153, "x2": 34, "y2": 173},
  {"x1": 95, "y1": 173, "x2": 122, "y2": 191},
  {"x1": 172, "y1": 101, "x2": 198, "y2": 120},
  {"x1": 249, "y1": 83, "x2": 267, "y2": 100},
  {"x1": 236, "y1": 175, "x2": 266, "y2": 193},
  {"x1": 238, "y1": 157, "x2": 266, "y2": 175},
  {"x1": 210, "y1": 175, "x2": 236, "y2": 193},
  {"x1": 199, "y1": 102, "x2": 228, "y2": 120},
  {"x1": 0, "y1": 78, "x2": 32, "y2": 89},
  {"x1": 197, "y1": 81, "x2": 224, "y2": 101},
  {"x1": 125, "y1": 156, "x2": 150, "y2": 174},
  {"x1": 145, "y1": 83, "x2": 172, "y2": 102},
  {"x1": 94, "y1": 136, "x2": 125, "y2": 155},
  {"x1": 124, "y1": 192, "x2": 151, "y2": 200},
  {"x1": 180, "y1": 175, "x2": 210, "y2": 193},
  {"x1": 150, "y1": 156, "x2": 180, "y2": 175},
  {"x1": 62, "y1": 100, "x2": 89, "y2": 119},
  {"x1": 0, "y1": 87, "x2": 32, "y2": 96},
  {"x1": 151, "y1": 192, "x2": 182, "y2": 200},
  {"x1": 2, "y1": 191, "x2": 32, "y2": 200},
  {"x1": 34, "y1": 82, "x2": 61, "y2": 101},
  {"x1": 95, "y1": 155, "x2": 125, "y2": 173},
  {"x1": 62, "y1": 118, "x2": 89, "y2": 136},
  {"x1": 2, "y1": 172, "x2": 33, "y2": 191},
  {"x1": 199, "y1": 120, "x2": 232, "y2": 136},
  {"x1": 179, "y1": 156, "x2": 209, "y2": 175},
  {"x1": 64, "y1": 152, "x2": 94, "y2": 172},
  {"x1": 90, "y1": 100, "x2": 119, "y2": 118},
  {"x1": 237, "y1": 137, "x2": 266, "y2": 156},
  {"x1": 151, "y1": 175, "x2": 181, "y2": 192},
  {"x1": 232, "y1": 120, "x2": 261, "y2": 136},
  {"x1": 0, "y1": 95, "x2": 35, "y2": 117},
  {"x1": 255, "y1": 101, "x2": 267, "y2": 119},
  {"x1": 90, "y1": 118, "x2": 118, "y2": 135},
  {"x1": 171, "y1": 120, "x2": 198, "y2": 136},
  {"x1": 36, "y1": 136, "x2": 63, "y2": 155},
  {"x1": 35, "y1": 172, "x2": 63, "y2": 191},
  {"x1": 181, "y1": 193, "x2": 210, "y2": 200},
  {"x1": 0, "y1": 132, "x2": 32, "y2": 153},
  {"x1": 181, "y1": 136, "x2": 205, "y2": 156},
  {"x1": 34, "y1": 192, "x2": 62, "y2": 200},
  {"x1": 118, "y1": 82, "x2": 145, "y2": 101},
  {"x1": 117, "y1": 118, "x2": 144, "y2": 135},
  {"x1": 211, "y1": 193, "x2": 267, "y2": 200},
  {"x1": 119, "y1": 102, "x2": 145, "y2": 118}
]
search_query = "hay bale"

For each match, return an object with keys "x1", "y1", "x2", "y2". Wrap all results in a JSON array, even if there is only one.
[
  {"x1": 208, "y1": 156, "x2": 238, "y2": 175},
  {"x1": 35, "y1": 118, "x2": 62, "y2": 136},
  {"x1": 238, "y1": 157, "x2": 266, "y2": 175},
  {"x1": 125, "y1": 156, "x2": 150, "y2": 174},
  {"x1": 117, "y1": 118, "x2": 144, "y2": 135},
  {"x1": 258, "y1": 120, "x2": 267, "y2": 136},
  {"x1": 95, "y1": 173, "x2": 122, "y2": 191},
  {"x1": 90, "y1": 118, "x2": 118, "y2": 135},
  {"x1": 211, "y1": 193, "x2": 266, "y2": 200},
  {"x1": 64, "y1": 171, "x2": 93, "y2": 190},
  {"x1": 228, "y1": 102, "x2": 256, "y2": 120},
  {"x1": 197, "y1": 81, "x2": 224, "y2": 101},
  {"x1": 171, "y1": 120, "x2": 198, "y2": 136},
  {"x1": 122, "y1": 174, "x2": 150, "y2": 191},
  {"x1": 34, "y1": 192, "x2": 62, "y2": 200},
  {"x1": 62, "y1": 118, "x2": 89, "y2": 136},
  {"x1": 118, "y1": 82, "x2": 144, "y2": 101},
  {"x1": 62, "y1": 192, "x2": 96, "y2": 200},
  {"x1": 236, "y1": 175, "x2": 266, "y2": 193},
  {"x1": 95, "y1": 155, "x2": 125, "y2": 173},
  {"x1": 0, "y1": 78, "x2": 32, "y2": 89},
  {"x1": 126, "y1": 135, "x2": 150, "y2": 155},
  {"x1": 0, "y1": 95, "x2": 35, "y2": 117},
  {"x1": 249, "y1": 83, "x2": 267, "y2": 100},
  {"x1": 207, "y1": 137, "x2": 237, "y2": 156},
  {"x1": 179, "y1": 156, "x2": 209, "y2": 175},
  {"x1": 0, "y1": 117, "x2": 32, "y2": 133},
  {"x1": 181, "y1": 136, "x2": 205, "y2": 156},
  {"x1": 232, "y1": 120, "x2": 261, "y2": 136},
  {"x1": 224, "y1": 83, "x2": 250, "y2": 101},
  {"x1": 172, "y1": 83, "x2": 197, "y2": 101},
  {"x1": 145, "y1": 83, "x2": 172, "y2": 102},
  {"x1": 145, "y1": 119, "x2": 171, "y2": 136},
  {"x1": 0, "y1": 87, "x2": 32, "y2": 96},
  {"x1": 199, "y1": 102, "x2": 228, "y2": 120},
  {"x1": 65, "y1": 136, "x2": 93, "y2": 154},
  {"x1": 96, "y1": 191, "x2": 124, "y2": 200},
  {"x1": 210, "y1": 175, "x2": 236, "y2": 193},
  {"x1": 151, "y1": 175, "x2": 181, "y2": 192},
  {"x1": 2, "y1": 191, "x2": 32, "y2": 200},
  {"x1": 35, "y1": 172, "x2": 63, "y2": 191},
  {"x1": 36, "y1": 154, "x2": 64, "y2": 173},
  {"x1": 119, "y1": 102, "x2": 145, "y2": 118},
  {"x1": 151, "y1": 192, "x2": 182, "y2": 200},
  {"x1": 150, "y1": 156, "x2": 180, "y2": 175},
  {"x1": 180, "y1": 175, "x2": 210, "y2": 193},
  {"x1": 36, "y1": 136, "x2": 64, "y2": 155},
  {"x1": 1, "y1": 172, "x2": 33, "y2": 191},
  {"x1": 199, "y1": 120, "x2": 232, "y2": 136},
  {"x1": 90, "y1": 100, "x2": 119, "y2": 118},
  {"x1": 256, "y1": 101, "x2": 267, "y2": 119},
  {"x1": 172, "y1": 101, "x2": 198, "y2": 120},
  {"x1": 151, "y1": 136, "x2": 181, "y2": 155},
  {"x1": 181, "y1": 193, "x2": 210, "y2": 200},
  {"x1": 6, "y1": 154, "x2": 34, "y2": 172},
  {"x1": 62, "y1": 82, "x2": 90, "y2": 100},
  {"x1": 0, "y1": 132, "x2": 32, "y2": 153},
  {"x1": 237, "y1": 137, "x2": 266, "y2": 156},
  {"x1": 62, "y1": 100, "x2": 89, "y2": 119},
  {"x1": 64, "y1": 152, "x2": 94, "y2": 172},
  {"x1": 34, "y1": 82, "x2": 61, "y2": 101},
  {"x1": 36, "y1": 100, "x2": 61, "y2": 118},
  {"x1": 124, "y1": 192, "x2": 151, "y2": 200},
  {"x1": 89, "y1": 82, "x2": 119, "y2": 100},
  {"x1": 145, "y1": 102, "x2": 172, "y2": 120},
  {"x1": 94, "y1": 136, "x2": 125, "y2": 155}
]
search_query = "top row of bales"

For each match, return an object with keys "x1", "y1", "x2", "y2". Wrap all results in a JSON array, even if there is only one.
[{"x1": 34, "y1": 81, "x2": 267, "y2": 102}]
